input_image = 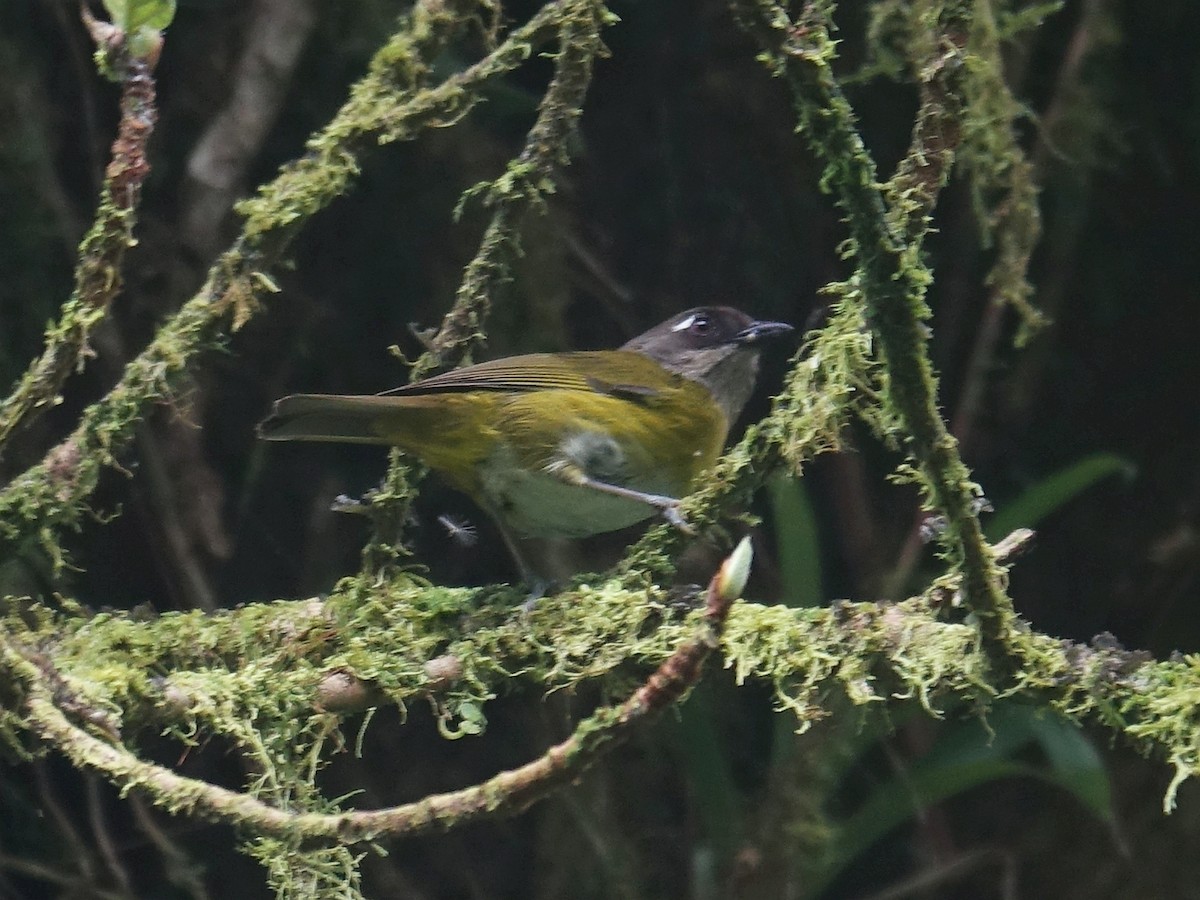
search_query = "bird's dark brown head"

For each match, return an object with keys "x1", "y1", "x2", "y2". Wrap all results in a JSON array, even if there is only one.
[{"x1": 623, "y1": 306, "x2": 794, "y2": 421}]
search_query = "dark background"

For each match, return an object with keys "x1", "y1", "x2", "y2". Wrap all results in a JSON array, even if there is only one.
[{"x1": 2, "y1": 0, "x2": 1200, "y2": 897}]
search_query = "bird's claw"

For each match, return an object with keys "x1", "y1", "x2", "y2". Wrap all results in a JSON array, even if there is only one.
[
  {"x1": 519, "y1": 579, "x2": 553, "y2": 615},
  {"x1": 662, "y1": 502, "x2": 696, "y2": 535}
]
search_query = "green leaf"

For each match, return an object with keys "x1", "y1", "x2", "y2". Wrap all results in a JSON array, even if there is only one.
[
  {"x1": 985, "y1": 452, "x2": 1135, "y2": 541},
  {"x1": 827, "y1": 757, "x2": 1035, "y2": 893},
  {"x1": 101, "y1": 0, "x2": 176, "y2": 34},
  {"x1": 1027, "y1": 712, "x2": 1114, "y2": 823},
  {"x1": 812, "y1": 703, "x2": 1113, "y2": 895},
  {"x1": 768, "y1": 474, "x2": 822, "y2": 608},
  {"x1": 667, "y1": 683, "x2": 743, "y2": 860}
]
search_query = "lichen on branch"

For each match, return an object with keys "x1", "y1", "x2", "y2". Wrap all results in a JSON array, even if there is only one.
[
  {"x1": 0, "y1": 0, "x2": 587, "y2": 567},
  {"x1": 8, "y1": 530, "x2": 1200, "y2": 843},
  {"x1": 0, "y1": 23, "x2": 159, "y2": 452},
  {"x1": 731, "y1": 0, "x2": 1014, "y2": 648}
]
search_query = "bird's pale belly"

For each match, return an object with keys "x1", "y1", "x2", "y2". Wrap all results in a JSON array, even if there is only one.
[{"x1": 476, "y1": 440, "x2": 680, "y2": 538}]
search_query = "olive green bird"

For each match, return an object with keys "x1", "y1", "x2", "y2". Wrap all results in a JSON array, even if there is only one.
[{"x1": 259, "y1": 306, "x2": 792, "y2": 574}]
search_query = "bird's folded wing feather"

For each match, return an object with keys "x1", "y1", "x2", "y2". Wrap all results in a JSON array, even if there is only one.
[{"x1": 378, "y1": 351, "x2": 667, "y2": 398}]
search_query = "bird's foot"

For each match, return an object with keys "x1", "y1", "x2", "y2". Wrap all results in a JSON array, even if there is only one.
[{"x1": 660, "y1": 500, "x2": 696, "y2": 535}]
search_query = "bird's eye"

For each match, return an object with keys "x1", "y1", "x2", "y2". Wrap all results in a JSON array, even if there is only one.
[{"x1": 691, "y1": 314, "x2": 712, "y2": 332}]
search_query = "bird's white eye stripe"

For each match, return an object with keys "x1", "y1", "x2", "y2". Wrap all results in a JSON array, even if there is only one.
[{"x1": 671, "y1": 314, "x2": 697, "y2": 332}]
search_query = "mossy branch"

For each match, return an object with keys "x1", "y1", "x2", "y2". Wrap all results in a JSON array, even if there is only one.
[
  {"x1": 961, "y1": 0, "x2": 1050, "y2": 343},
  {"x1": 623, "y1": 1, "x2": 975, "y2": 584},
  {"x1": 884, "y1": 0, "x2": 971, "y2": 243},
  {"x1": 731, "y1": 0, "x2": 1014, "y2": 648},
  {"x1": 414, "y1": 0, "x2": 612, "y2": 376},
  {"x1": 363, "y1": 0, "x2": 612, "y2": 566},
  {"x1": 10, "y1": 531, "x2": 1200, "y2": 829},
  {"x1": 3, "y1": 542, "x2": 752, "y2": 844},
  {"x1": 0, "y1": 24, "x2": 158, "y2": 452},
  {"x1": 620, "y1": 298, "x2": 876, "y2": 581},
  {"x1": 0, "y1": 0, "x2": 583, "y2": 562}
]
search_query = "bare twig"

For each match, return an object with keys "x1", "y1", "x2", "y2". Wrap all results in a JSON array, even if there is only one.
[
  {"x1": 33, "y1": 759, "x2": 100, "y2": 883},
  {"x1": 129, "y1": 797, "x2": 211, "y2": 900},
  {"x1": 86, "y1": 775, "x2": 135, "y2": 896},
  {"x1": 0, "y1": 851, "x2": 126, "y2": 900},
  {"x1": 849, "y1": 846, "x2": 1018, "y2": 900}
]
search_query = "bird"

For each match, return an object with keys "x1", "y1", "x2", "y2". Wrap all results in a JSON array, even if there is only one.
[{"x1": 259, "y1": 306, "x2": 792, "y2": 581}]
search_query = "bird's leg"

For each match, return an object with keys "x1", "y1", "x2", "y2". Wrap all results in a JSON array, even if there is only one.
[
  {"x1": 545, "y1": 431, "x2": 696, "y2": 533},
  {"x1": 549, "y1": 463, "x2": 695, "y2": 534},
  {"x1": 490, "y1": 520, "x2": 570, "y2": 611}
]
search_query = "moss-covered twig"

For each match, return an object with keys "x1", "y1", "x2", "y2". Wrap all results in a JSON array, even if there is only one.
[
  {"x1": 413, "y1": 0, "x2": 611, "y2": 376},
  {"x1": 0, "y1": 22, "x2": 158, "y2": 452},
  {"x1": 4, "y1": 540, "x2": 752, "y2": 844},
  {"x1": 884, "y1": 0, "x2": 971, "y2": 243},
  {"x1": 0, "y1": 1, "x2": 579, "y2": 561},
  {"x1": 364, "y1": 0, "x2": 612, "y2": 566},
  {"x1": 731, "y1": 0, "x2": 1014, "y2": 646},
  {"x1": 622, "y1": 3, "x2": 974, "y2": 585},
  {"x1": 960, "y1": 0, "x2": 1048, "y2": 343},
  {"x1": 11, "y1": 530, "x2": 1200, "y2": 821},
  {"x1": 619, "y1": 248, "x2": 884, "y2": 585}
]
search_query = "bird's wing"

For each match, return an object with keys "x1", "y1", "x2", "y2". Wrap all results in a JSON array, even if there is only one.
[{"x1": 379, "y1": 351, "x2": 670, "y2": 398}]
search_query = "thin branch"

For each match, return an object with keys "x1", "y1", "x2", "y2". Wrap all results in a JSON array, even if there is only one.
[
  {"x1": 620, "y1": 299, "x2": 875, "y2": 581},
  {"x1": 962, "y1": 0, "x2": 1048, "y2": 344},
  {"x1": 884, "y1": 0, "x2": 971, "y2": 243},
  {"x1": 413, "y1": 0, "x2": 610, "y2": 376},
  {"x1": 889, "y1": 1, "x2": 1093, "y2": 594},
  {"x1": 730, "y1": 0, "x2": 1014, "y2": 646},
  {"x1": 622, "y1": 2, "x2": 972, "y2": 586},
  {"x1": 364, "y1": 0, "x2": 612, "y2": 564},
  {"x1": 128, "y1": 797, "x2": 211, "y2": 900},
  {"x1": 86, "y1": 775, "x2": 135, "y2": 896},
  {"x1": 0, "y1": 0, "x2": 578, "y2": 561},
  {"x1": 0, "y1": 23, "x2": 158, "y2": 452},
  {"x1": 0, "y1": 851, "x2": 126, "y2": 900},
  {"x1": 32, "y1": 759, "x2": 101, "y2": 884}
]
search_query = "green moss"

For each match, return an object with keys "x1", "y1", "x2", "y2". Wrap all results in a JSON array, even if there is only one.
[
  {"x1": 7, "y1": 549, "x2": 1200, "y2": 877},
  {"x1": 621, "y1": 297, "x2": 872, "y2": 582},
  {"x1": 4, "y1": 3, "x2": 1189, "y2": 896}
]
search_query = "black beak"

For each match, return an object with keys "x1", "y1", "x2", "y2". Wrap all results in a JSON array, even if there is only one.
[{"x1": 734, "y1": 319, "x2": 794, "y2": 344}]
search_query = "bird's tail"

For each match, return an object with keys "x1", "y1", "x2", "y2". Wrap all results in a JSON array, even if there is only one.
[{"x1": 257, "y1": 394, "x2": 412, "y2": 445}]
